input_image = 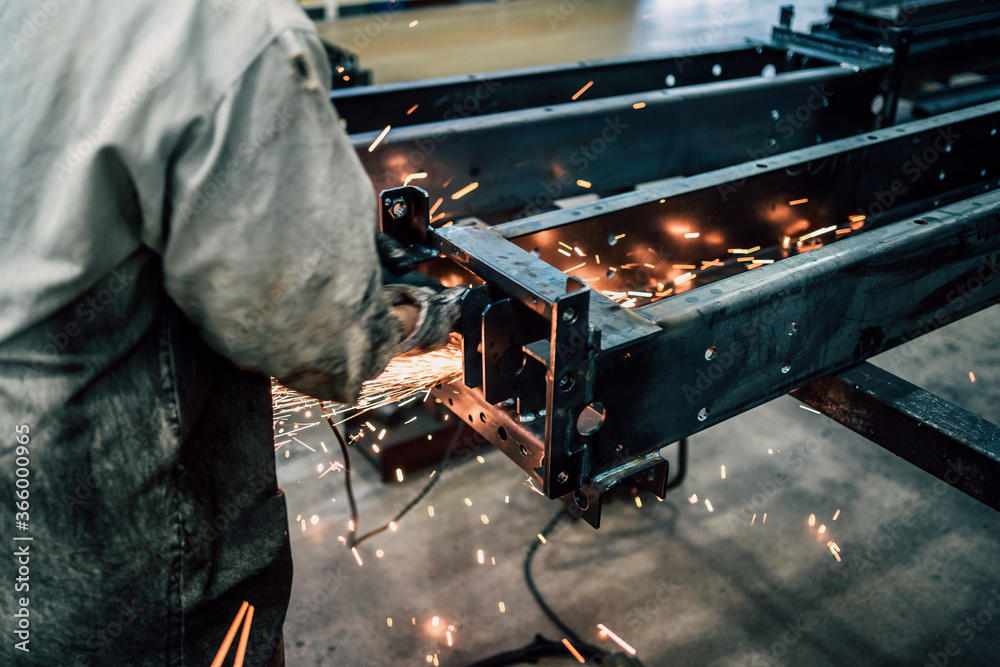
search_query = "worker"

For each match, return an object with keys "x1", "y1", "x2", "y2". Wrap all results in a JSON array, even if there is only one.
[{"x1": 0, "y1": 1, "x2": 462, "y2": 664}]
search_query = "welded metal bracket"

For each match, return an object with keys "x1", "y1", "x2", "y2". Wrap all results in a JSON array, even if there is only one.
[{"x1": 379, "y1": 186, "x2": 437, "y2": 261}]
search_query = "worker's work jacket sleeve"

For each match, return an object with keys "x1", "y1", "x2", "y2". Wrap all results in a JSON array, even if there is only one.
[{"x1": 163, "y1": 29, "x2": 400, "y2": 403}]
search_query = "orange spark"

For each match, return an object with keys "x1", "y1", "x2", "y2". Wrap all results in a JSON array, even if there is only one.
[{"x1": 571, "y1": 80, "x2": 594, "y2": 100}]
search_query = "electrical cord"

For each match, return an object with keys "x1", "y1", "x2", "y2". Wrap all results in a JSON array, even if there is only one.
[
  {"x1": 464, "y1": 435, "x2": 690, "y2": 667},
  {"x1": 323, "y1": 404, "x2": 463, "y2": 549},
  {"x1": 524, "y1": 510, "x2": 607, "y2": 657}
]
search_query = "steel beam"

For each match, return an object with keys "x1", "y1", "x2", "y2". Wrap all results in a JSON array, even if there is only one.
[
  {"x1": 793, "y1": 362, "x2": 1000, "y2": 512},
  {"x1": 331, "y1": 47, "x2": 806, "y2": 133},
  {"x1": 353, "y1": 65, "x2": 888, "y2": 220},
  {"x1": 387, "y1": 103, "x2": 1000, "y2": 524}
]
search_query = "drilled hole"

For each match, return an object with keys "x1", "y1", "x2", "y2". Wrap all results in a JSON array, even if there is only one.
[
  {"x1": 781, "y1": 361, "x2": 792, "y2": 374},
  {"x1": 479, "y1": 412, "x2": 487, "y2": 423},
  {"x1": 788, "y1": 322, "x2": 799, "y2": 336},
  {"x1": 698, "y1": 407, "x2": 709, "y2": 422},
  {"x1": 497, "y1": 426, "x2": 508, "y2": 441},
  {"x1": 519, "y1": 444, "x2": 528, "y2": 456},
  {"x1": 705, "y1": 346, "x2": 717, "y2": 361},
  {"x1": 871, "y1": 94, "x2": 885, "y2": 115},
  {"x1": 558, "y1": 372, "x2": 575, "y2": 392},
  {"x1": 665, "y1": 74, "x2": 676, "y2": 87},
  {"x1": 574, "y1": 488, "x2": 590, "y2": 510},
  {"x1": 557, "y1": 471, "x2": 569, "y2": 484},
  {"x1": 498, "y1": 346, "x2": 526, "y2": 379},
  {"x1": 712, "y1": 63, "x2": 722, "y2": 77},
  {"x1": 576, "y1": 402, "x2": 606, "y2": 436}
]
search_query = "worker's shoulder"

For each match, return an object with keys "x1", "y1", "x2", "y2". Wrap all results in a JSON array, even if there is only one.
[{"x1": 153, "y1": 0, "x2": 322, "y2": 99}]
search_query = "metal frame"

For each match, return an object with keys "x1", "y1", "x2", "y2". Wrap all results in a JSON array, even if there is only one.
[
  {"x1": 381, "y1": 101, "x2": 1000, "y2": 526},
  {"x1": 794, "y1": 362, "x2": 1000, "y2": 512},
  {"x1": 345, "y1": 41, "x2": 894, "y2": 220}
]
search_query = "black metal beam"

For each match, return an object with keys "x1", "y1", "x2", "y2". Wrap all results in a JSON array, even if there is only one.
[
  {"x1": 353, "y1": 65, "x2": 888, "y2": 219},
  {"x1": 331, "y1": 47, "x2": 804, "y2": 133},
  {"x1": 793, "y1": 362, "x2": 1000, "y2": 512}
]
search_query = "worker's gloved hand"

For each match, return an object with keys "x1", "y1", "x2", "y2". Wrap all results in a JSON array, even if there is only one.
[
  {"x1": 384, "y1": 284, "x2": 467, "y2": 356},
  {"x1": 375, "y1": 231, "x2": 418, "y2": 276}
]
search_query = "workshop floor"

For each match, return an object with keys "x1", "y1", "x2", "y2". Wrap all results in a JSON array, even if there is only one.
[{"x1": 279, "y1": 2, "x2": 1000, "y2": 665}]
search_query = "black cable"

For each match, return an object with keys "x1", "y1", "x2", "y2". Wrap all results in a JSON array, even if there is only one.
[
  {"x1": 323, "y1": 406, "x2": 360, "y2": 541},
  {"x1": 524, "y1": 509, "x2": 609, "y2": 660},
  {"x1": 463, "y1": 634, "x2": 604, "y2": 667},
  {"x1": 323, "y1": 405, "x2": 463, "y2": 549}
]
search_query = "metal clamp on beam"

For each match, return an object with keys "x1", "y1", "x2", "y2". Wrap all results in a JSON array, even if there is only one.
[{"x1": 379, "y1": 186, "x2": 437, "y2": 261}]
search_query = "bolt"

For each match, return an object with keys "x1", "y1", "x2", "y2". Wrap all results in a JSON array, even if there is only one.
[{"x1": 390, "y1": 201, "x2": 408, "y2": 219}]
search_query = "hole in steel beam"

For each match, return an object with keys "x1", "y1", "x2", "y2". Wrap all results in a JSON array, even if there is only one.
[
  {"x1": 788, "y1": 322, "x2": 798, "y2": 336},
  {"x1": 498, "y1": 346, "x2": 526, "y2": 379},
  {"x1": 479, "y1": 412, "x2": 487, "y2": 423},
  {"x1": 557, "y1": 471, "x2": 569, "y2": 484},
  {"x1": 712, "y1": 64, "x2": 722, "y2": 77},
  {"x1": 698, "y1": 407, "x2": 709, "y2": 422},
  {"x1": 781, "y1": 361, "x2": 792, "y2": 374},
  {"x1": 665, "y1": 74, "x2": 676, "y2": 87},
  {"x1": 914, "y1": 219, "x2": 928, "y2": 225},
  {"x1": 705, "y1": 346, "x2": 717, "y2": 361},
  {"x1": 574, "y1": 488, "x2": 590, "y2": 510},
  {"x1": 519, "y1": 444, "x2": 528, "y2": 456},
  {"x1": 761, "y1": 64, "x2": 777, "y2": 78},
  {"x1": 497, "y1": 426, "x2": 508, "y2": 441},
  {"x1": 558, "y1": 372, "x2": 576, "y2": 392},
  {"x1": 576, "y1": 402, "x2": 606, "y2": 436}
]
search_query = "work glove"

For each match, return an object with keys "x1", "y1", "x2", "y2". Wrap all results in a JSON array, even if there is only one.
[
  {"x1": 376, "y1": 231, "x2": 419, "y2": 276},
  {"x1": 384, "y1": 284, "x2": 467, "y2": 356}
]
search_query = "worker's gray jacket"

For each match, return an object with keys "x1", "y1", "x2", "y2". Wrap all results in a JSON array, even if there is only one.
[{"x1": 0, "y1": 1, "x2": 400, "y2": 664}]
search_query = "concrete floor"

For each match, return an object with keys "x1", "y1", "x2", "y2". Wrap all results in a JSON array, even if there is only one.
[
  {"x1": 278, "y1": 306, "x2": 999, "y2": 667},
  {"x1": 278, "y1": 2, "x2": 1000, "y2": 665}
]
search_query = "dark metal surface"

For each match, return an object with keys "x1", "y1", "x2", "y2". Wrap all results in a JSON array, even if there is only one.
[
  {"x1": 354, "y1": 64, "x2": 888, "y2": 220},
  {"x1": 814, "y1": 0, "x2": 1000, "y2": 91},
  {"x1": 361, "y1": 4, "x2": 1000, "y2": 525},
  {"x1": 331, "y1": 47, "x2": 808, "y2": 133},
  {"x1": 793, "y1": 362, "x2": 1000, "y2": 512},
  {"x1": 392, "y1": 102, "x2": 1000, "y2": 525}
]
